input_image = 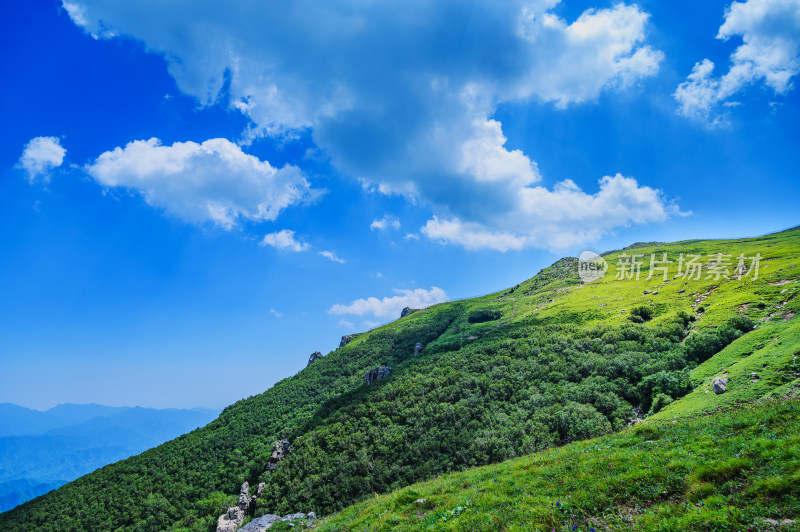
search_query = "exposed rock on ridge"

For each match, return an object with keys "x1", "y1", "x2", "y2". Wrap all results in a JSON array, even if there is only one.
[
  {"x1": 400, "y1": 307, "x2": 418, "y2": 318},
  {"x1": 339, "y1": 334, "x2": 360, "y2": 347}
]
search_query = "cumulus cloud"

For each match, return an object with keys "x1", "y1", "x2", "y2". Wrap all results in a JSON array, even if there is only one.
[
  {"x1": 269, "y1": 308, "x2": 283, "y2": 318},
  {"x1": 370, "y1": 215, "x2": 401, "y2": 231},
  {"x1": 64, "y1": 0, "x2": 668, "y2": 249},
  {"x1": 260, "y1": 229, "x2": 309, "y2": 252},
  {"x1": 675, "y1": 0, "x2": 800, "y2": 125},
  {"x1": 18, "y1": 136, "x2": 66, "y2": 183},
  {"x1": 319, "y1": 250, "x2": 346, "y2": 263},
  {"x1": 85, "y1": 138, "x2": 312, "y2": 229},
  {"x1": 329, "y1": 287, "x2": 448, "y2": 319},
  {"x1": 422, "y1": 174, "x2": 678, "y2": 251}
]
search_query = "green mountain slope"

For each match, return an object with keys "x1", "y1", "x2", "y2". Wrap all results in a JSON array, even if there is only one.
[{"x1": 1, "y1": 227, "x2": 798, "y2": 531}]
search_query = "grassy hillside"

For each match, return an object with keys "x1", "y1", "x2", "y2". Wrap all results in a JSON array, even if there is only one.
[
  {"x1": 319, "y1": 398, "x2": 800, "y2": 531},
  {"x1": 1, "y1": 227, "x2": 798, "y2": 531}
]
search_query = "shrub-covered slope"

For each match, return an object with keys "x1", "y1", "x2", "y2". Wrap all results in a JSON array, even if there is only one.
[{"x1": 1, "y1": 227, "x2": 798, "y2": 531}]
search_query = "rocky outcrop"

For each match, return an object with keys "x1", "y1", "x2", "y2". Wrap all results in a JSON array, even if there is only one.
[
  {"x1": 266, "y1": 439, "x2": 290, "y2": 472},
  {"x1": 339, "y1": 334, "x2": 360, "y2": 347},
  {"x1": 400, "y1": 307, "x2": 418, "y2": 318},
  {"x1": 237, "y1": 482, "x2": 251, "y2": 514},
  {"x1": 216, "y1": 506, "x2": 244, "y2": 532},
  {"x1": 307, "y1": 351, "x2": 323, "y2": 366},
  {"x1": 413, "y1": 342, "x2": 423, "y2": 356},
  {"x1": 216, "y1": 480, "x2": 268, "y2": 529},
  {"x1": 216, "y1": 481, "x2": 254, "y2": 531},
  {"x1": 713, "y1": 376, "x2": 728, "y2": 394},
  {"x1": 240, "y1": 512, "x2": 317, "y2": 531},
  {"x1": 364, "y1": 366, "x2": 391, "y2": 385}
]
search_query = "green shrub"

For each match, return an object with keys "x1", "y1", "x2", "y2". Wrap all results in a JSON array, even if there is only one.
[
  {"x1": 628, "y1": 305, "x2": 654, "y2": 323},
  {"x1": 685, "y1": 331, "x2": 722, "y2": 362},
  {"x1": 650, "y1": 393, "x2": 673, "y2": 414},
  {"x1": 467, "y1": 308, "x2": 502, "y2": 323},
  {"x1": 727, "y1": 315, "x2": 754, "y2": 333}
]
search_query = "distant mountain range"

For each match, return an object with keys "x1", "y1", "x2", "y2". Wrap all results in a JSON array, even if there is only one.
[{"x1": 0, "y1": 403, "x2": 218, "y2": 512}]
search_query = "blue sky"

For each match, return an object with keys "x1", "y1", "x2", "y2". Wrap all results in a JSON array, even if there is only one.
[{"x1": 1, "y1": 0, "x2": 798, "y2": 410}]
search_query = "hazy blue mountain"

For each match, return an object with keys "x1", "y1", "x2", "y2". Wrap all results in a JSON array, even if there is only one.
[
  {"x1": 0, "y1": 479, "x2": 63, "y2": 515},
  {"x1": 0, "y1": 404, "x2": 218, "y2": 512},
  {"x1": 0, "y1": 403, "x2": 128, "y2": 437}
]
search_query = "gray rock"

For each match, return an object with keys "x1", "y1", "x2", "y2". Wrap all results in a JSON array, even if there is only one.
[
  {"x1": 216, "y1": 506, "x2": 244, "y2": 532},
  {"x1": 413, "y1": 342, "x2": 423, "y2": 355},
  {"x1": 644, "y1": 290, "x2": 652, "y2": 295},
  {"x1": 763, "y1": 518, "x2": 796, "y2": 526},
  {"x1": 712, "y1": 376, "x2": 728, "y2": 394},
  {"x1": 678, "y1": 289, "x2": 686, "y2": 294},
  {"x1": 307, "y1": 351, "x2": 323, "y2": 366},
  {"x1": 266, "y1": 439, "x2": 290, "y2": 472},
  {"x1": 239, "y1": 514, "x2": 281, "y2": 531},
  {"x1": 282, "y1": 513, "x2": 307, "y2": 521},
  {"x1": 364, "y1": 366, "x2": 392, "y2": 385},
  {"x1": 307, "y1": 512, "x2": 316, "y2": 520},
  {"x1": 237, "y1": 482, "x2": 250, "y2": 514},
  {"x1": 400, "y1": 307, "x2": 418, "y2": 318},
  {"x1": 339, "y1": 334, "x2": 360, "y2": 347}
]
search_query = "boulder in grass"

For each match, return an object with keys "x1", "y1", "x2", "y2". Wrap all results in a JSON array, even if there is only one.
[{"x1": 712, "y1": 376, "x2": 728, "y2": 394}]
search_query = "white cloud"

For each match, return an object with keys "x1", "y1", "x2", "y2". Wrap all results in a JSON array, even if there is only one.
[
  {"x1": 370, "y1": 215, "x2": 401, "y2": 231},
  {"x1": 422, "y1": 218, "x2": 529, "y2": 252},
  {"x1": 319, "y1": 250, "x2": 346, "y2": 263},
  {"x1": 422, "y1": 174, "x2": 679, "y2": 251},
  {"x1": 260, "y1": 229, "x2": 309, "y2": 252},
  {"x1": 18, "y1": 136, "x2": 66, "y2": 184},
  {"x1": 269, "y1": 308, "x2": 283, "y2": 318},
  {"x1": 64, "y1": 0, "x2": 667, "y2": 249},
  {"x1": 675, "y1": 0, "x2": 800, "y2": 125},
  {"x1": 85, "y1": 138, "x2": 312, "y2": 229},
  {"x1": 337, "y1": 319, "x2": 354, "y2": 328},
  {"x1": 329, "y1": 287, "x2": 448, "y2": 319}
]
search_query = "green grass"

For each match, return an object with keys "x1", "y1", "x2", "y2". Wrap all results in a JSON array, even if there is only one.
[{"x1": 320, "y1": 399, "x2": 800, "y2": 531}]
